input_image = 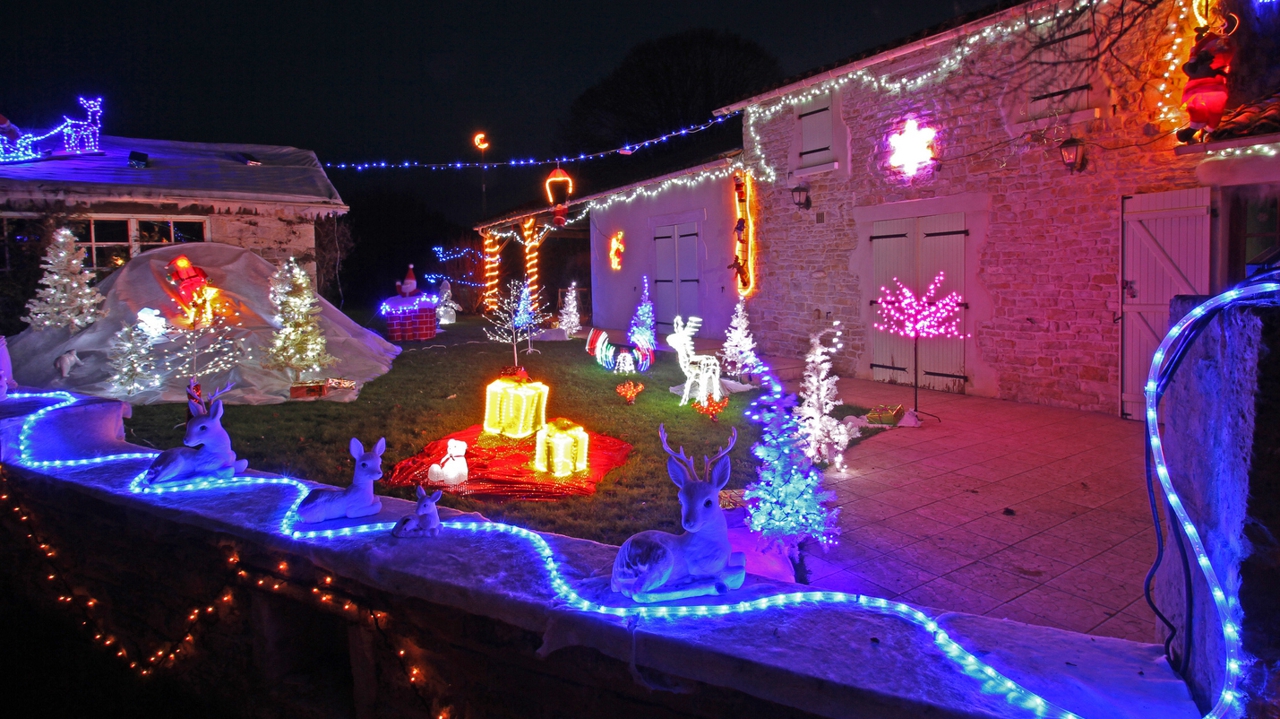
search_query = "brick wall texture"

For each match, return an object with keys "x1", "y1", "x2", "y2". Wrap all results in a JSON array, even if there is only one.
[{"x1": 743, "y1": 5, "x2": 1204, "y2": 413}]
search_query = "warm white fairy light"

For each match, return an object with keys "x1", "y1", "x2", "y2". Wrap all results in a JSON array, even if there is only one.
[
  {"x1": 22, "y1": 227, "x2": 105, "y2": 331},
  {"x1": 265, "y1": 257, "x2": 335, "y2": 382},
  {"x1": 797, "y1": 324, "x2": 853, "y2": 470},
  {"x1": 558, "y1": 281, "x2": 581, "y2": 337},
  {"x1": 719, "y1": 298, "x2": 762, "y2": 378}
]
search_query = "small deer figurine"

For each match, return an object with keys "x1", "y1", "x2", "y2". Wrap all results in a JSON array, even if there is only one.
[
  {"x1": 392, "y1": 486, "x2": 444, "y2": 538},
  {"x1": 667, "y1": 316, "x2": 722, "y2": 406},
  {"x1": 297, "y1": 438, "x2": 385, "y2": 523},
  {"x1": 611, "y1": 426, "x2": 746, "y2": 603},
  {"x1": 427, "y1": 438, "x2": 468, "y2": 486},
  {"x1": 144, "y1": 385, "x2": 248, "y2": 485}
]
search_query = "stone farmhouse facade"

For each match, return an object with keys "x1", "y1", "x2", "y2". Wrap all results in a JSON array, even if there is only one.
[{"x1": 718, "y1": 0, "x2": 1280, "y2": 416}]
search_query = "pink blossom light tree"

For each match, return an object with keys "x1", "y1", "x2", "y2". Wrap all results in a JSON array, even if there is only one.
[{"x1": 873, "y1": 271, "x2": 968, "y2": 421}]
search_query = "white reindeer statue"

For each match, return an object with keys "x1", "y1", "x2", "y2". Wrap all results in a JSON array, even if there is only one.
[
  {"x1": 611, "y1": 426, "x2": 746, "y2": 603},
  {"x1": 392, "y1": 486, "x2": 444, "y2": 538},
  {"x1": 144, "y1": 384, "x2": 248, "y2": 484},
  {"x1": 667, "y1": 316, "x2": 722, "y2": 406},
  {"x1": 297, "y1": 437, "x2": 386, "y2": 523}
]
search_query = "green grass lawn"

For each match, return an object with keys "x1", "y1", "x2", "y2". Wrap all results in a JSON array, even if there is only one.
[{"x1": 124, "y1": 317, "x2": 872, "y2": 546}]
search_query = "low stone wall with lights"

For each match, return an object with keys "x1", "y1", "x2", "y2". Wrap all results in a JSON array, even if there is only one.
[{"x1": 0, "y1": 393, "x2": 1201, "y2": 719}]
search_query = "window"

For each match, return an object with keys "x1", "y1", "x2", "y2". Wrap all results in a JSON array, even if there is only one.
[
  {"x1": 1019, "y1": 28, "x2": 1098, "y2": 123},
  {"x1": 797, "y1": 94, "x2": 837, "y2": 171},
  {"x1": 1235, "y1": 193, "x2": 1280, "y2": 278},
  {"x1": 73, "y1": 217, "x2": 208, "y2": 273}
]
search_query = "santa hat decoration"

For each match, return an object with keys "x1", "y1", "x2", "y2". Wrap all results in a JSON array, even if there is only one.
[{"x1": 398, "y1": 264, "x2": 418, "y2": 297}]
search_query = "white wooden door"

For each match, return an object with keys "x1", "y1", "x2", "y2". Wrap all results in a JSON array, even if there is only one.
[
  {"x1": 1120, "y1": 188, "x2": 1211, "y2": 418},
  {"x1": 871, "y1": 213, "x2": 967, "y2": 392},
  {"x1": 676, "y1": 222, "x2": 701, "y2": 323},
  {"x1": 653, "y1": 225, "x2": 677, "y2": 332}
]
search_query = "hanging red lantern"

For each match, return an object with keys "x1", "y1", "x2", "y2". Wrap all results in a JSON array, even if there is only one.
[{"x1": 545, "y1": 167, "x2": 574, "y2": 227}]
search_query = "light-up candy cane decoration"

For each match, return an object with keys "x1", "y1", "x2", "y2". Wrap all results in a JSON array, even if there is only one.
[{"x1": 874, "y1": 271, "x2": 967, "y2": 418}]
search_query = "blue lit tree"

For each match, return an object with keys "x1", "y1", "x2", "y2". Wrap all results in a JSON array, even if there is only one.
[
  {"x1": 514, "y1": 282, "x2": 548, "y2": 354},
  {"x1": 628, "y1": 275, "x2": 655, "y2": 349},
  {"x1": 744, "y1": 388, "x2": 838, "y2": 567}
]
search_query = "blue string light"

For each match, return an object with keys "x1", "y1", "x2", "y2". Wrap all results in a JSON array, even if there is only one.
[
  {"x1": 324, "y1": 113, "x2": 739, "y2": 172},
  {"x1": 0, "y1": 97, "x2": 103, "y2": 164}
]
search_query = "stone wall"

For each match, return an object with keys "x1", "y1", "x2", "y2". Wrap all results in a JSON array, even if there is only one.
[
  {"x1": 209, "y1": 212, "x2": 316, "y2": 270},
  {"x1": 742, "y1": 5, "x2": 1206, "y2": 412}
]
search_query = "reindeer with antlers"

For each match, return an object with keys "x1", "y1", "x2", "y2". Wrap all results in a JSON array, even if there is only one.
[
  {"x1": 611, "y1": 426, "x2": 746, "y2": 603},
  {"x1": 144, "y1": 382, "x2": 248, "y2": 485},
  {"x1": 667, "y1": 316, "x2": 722, "y2": 406}
]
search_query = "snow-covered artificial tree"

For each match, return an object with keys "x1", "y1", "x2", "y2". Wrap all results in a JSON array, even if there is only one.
[
  {"x1": 558, "y1": 282, "x2": 581, "y2": 338},
  {"x1": 627, "y1": 275, "x2": 655, "y2": 349},
  {"x1": 514, "y1": 282, "x2": 549, "y2": 353},
  {"x1": 264, "y1": 257, "x2": 335, "y2": 382},
  {"x1": 719, "y1": 298, "x2": 761, "y2": 380},
  {"x1": 108, "y1": 323, "x2": 161, "y2": 395},
  {"x1": 796, "y1": 324, "x2": 855, "y2": 470},
  {"x1": 744, "y1": 388, "x2": 839, "y2": 561},
  {"x1": 485, "y1": 279, "x2": 533, "y2": 367},
  {"x1": 23, "y1": 227, "x2": 104, "y2": 331}
]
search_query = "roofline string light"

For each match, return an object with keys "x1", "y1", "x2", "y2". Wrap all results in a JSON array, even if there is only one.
[{"x1": 325, "y1": 113, "x2": 738, "y2": 172}]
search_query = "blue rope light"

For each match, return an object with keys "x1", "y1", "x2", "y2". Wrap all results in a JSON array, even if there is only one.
[{"x1": 324, "y1": 113, "x2": 739, "y2": 172}]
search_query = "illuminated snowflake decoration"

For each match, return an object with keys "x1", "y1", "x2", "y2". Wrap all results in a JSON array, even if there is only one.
[{"x1": 887, "y1": 118, "x2": 936, "y2": 177}]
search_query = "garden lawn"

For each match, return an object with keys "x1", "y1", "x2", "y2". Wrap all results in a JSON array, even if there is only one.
[{"x1": 124, "y1": 317, "x2": 872, "y2": 546}]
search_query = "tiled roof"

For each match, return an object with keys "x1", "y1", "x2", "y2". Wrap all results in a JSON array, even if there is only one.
[{"x1": 1210, "y1": 91, "x2": 1280, "y2": 141}]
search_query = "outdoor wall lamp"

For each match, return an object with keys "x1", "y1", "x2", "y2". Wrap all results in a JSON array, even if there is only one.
[
  {"x1": 1058, "y1": 138, "x2": 1085, "y2": 173},
  {"x1": 791, "y1": 182, "x2": 811, "y2": 210}
]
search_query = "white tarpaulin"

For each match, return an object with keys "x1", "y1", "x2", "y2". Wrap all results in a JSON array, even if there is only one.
[{"x1": 8, "y1": 243, "x2": 400, "y2": 404}]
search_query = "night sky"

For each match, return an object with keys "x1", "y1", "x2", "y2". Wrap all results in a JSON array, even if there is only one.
[{"x1": 4, "y1": 0, "x2": 989, "y2": 225}]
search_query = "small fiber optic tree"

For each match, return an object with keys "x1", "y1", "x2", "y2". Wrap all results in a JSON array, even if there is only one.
[
  {"x1": 719, "y1": 298, "x2": 761, "y2": 380},
  {"x1": 265, "y1": 257, "x2": 335, "y2": 382},
  {"x1": 627, "y1": 275, "x2": 655, "y2": 349},
  {"x1": 558, "y1": 281, "x2": 581, "y2": 338},
  {"x1": 23, "y1": 227, "x2": 104, "y2": 331},
  {"x1": 744, "y1": 389, "x2": 839, "y2": 566},
  {"x1": 515, "y1": 282, "x2": 549, "y2": 353},
  {"x1": 486, "y1": 279, "x2": 533, "y2": 367},
  {"x1": 874, "y1": 271, "x2": 967, "y2": 420},
  {"x1": 797, "y1": 324, "x2": 853, "y2": 469}
]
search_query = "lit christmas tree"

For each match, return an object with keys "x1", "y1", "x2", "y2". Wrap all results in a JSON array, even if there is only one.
[
  {"x1": 719, "y1": 298, "x2": 761, "y2": 379},
  {"x1": 874, "y1": 271, "x2": 967, "y2": 419},
  {"x1": 514, "y1": 282, "x2": 549, "y2": 353},
  {"x1": 627, "y1": 275, "x2": 655, "y2": 349},
  {"x1": 558, "y1": 282, "x2": 581, "y2": 338},
  {"x1": 744, "y1": 389, "x2": 838, "y2": 556},
  {"x1": 108, "y1": 322, "x2": 161, "y2": 395},
  {"x1": 486, "y1": 279, "x2": 533, "y2": 367},
  {"x1": 23, "y1": 227, "x2": 104, "y2": 331},
  {"x1": 264, "y1": 258, "x2": 335, "y2": 382},
  {"x1": 796, "y1": 324, "x2": 854, "y2": 470}
]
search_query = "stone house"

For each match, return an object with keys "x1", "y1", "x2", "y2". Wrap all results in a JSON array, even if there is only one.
[
  {"x1": 0, "y1": 133, "x2": 347, "y2": 277},
  {"x1": 715, "y1": 0, "x2": 1280, "y2": 415}
]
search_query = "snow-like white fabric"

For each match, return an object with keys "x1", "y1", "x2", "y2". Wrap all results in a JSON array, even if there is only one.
[{"x1": 7, "y1": 243, "x2": 400, "y2": 404}]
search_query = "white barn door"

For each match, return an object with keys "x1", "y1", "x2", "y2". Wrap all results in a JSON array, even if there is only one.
[
  {"x1": 1120, "y1": 188, "x2": 1211, "y2": 418},
  {"x1": 652, "y1": 222, "x2": 700, "y2": 335},
  {"x1": 871, "y1": 212, "x2": 967, "y2": 392}
]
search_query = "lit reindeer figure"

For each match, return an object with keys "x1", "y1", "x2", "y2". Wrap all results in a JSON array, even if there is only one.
[
  {"x1": 611, "y1": 426, "x2": 746, "y2": 603},
  {"x1": 667, "y1": 316, "x2": 722, "y2": 406},
  {"x1": 297, "y1": 437, "x2": 385, "y2": 523},
  {"x1": 62, "y1": 97, "x2": 103, "y2": 153},
  {"x1": 144, "y1": 383, "x2": 248, "y2": 484}
]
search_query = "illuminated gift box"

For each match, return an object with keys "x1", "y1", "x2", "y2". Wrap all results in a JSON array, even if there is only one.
[
  {"x1": 867, "y1": 404, "x2": 905, "y2": 425},
  {"x1": 533, "y1": 418, "x2": 589, "y2": 477},
  {"x1": 483, "y1": 377, "x2": 549, "y2": 439}
]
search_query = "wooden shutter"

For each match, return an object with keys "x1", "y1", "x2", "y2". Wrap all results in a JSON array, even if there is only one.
[
  {"x1": 917, "y1": 213, "x2": 967, "y2": 392},
  {"x1": 653, "y1": 225, "x2": 677, "y2": 331},
  {"x1": 798, "y1": 95, "x2": 835, "y2": 168},
  {"x1": 871, "y1": 218, "x2": 916, "y2": 384},
  {"x1": 676, "y1": 223, "x2": 700, "y2": 325}
]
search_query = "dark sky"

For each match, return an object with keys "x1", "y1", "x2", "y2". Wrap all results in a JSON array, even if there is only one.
[{"x1": 4, "y1": 0, "x2": 989, "y2": 224}]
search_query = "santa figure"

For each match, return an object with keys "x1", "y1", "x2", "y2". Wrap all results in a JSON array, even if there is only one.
[
  {"x1": 1177, "y1": 16, "x2": 1237, "y2": 144},
  {"x1": 0, "y1": 113, "x2": 21, "y2": 144},
  {"x1": 396, "y1": 264, "x2": 419, "y2": 297}
]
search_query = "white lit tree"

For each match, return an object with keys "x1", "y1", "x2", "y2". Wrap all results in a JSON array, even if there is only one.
[
  {"x1": 486, "y1": 279, "x2": 533, "y2": 367},
  {"x1": 23, "y1": 227, "x2": 104, "y2": 331},
  {"x1": 719, "y1": 298, "x2": 761, "y2": 379},
  {"x1": 796, "y1": 325, "x2": 853, "y2": 470},
  {"x1": 108, "y1": 323, "x2": 160, "y2": 395},
  {"x1": 627, "y1": 275, "x2": 655, "y2": 349},
  {"x1": 264, "y1": 257, "x2": 335, "y2": 382},
  {"x1": 515, "y1": 282, "x2": 549, "y2": 353},
  {"x1": 558, "y1": 281, "x2": 581, "y2": 338}
]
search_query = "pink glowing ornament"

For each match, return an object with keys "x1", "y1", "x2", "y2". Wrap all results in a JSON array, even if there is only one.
[
  {"x1": 887, "y1": 118, "x2": 936, "y2": 177},
  {"x1": 874, "y1": 271, "x2": 967, "y2": 420}
]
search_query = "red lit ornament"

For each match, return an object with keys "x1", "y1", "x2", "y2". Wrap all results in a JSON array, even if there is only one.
[{"x1": 166, "y1": 255, "x2": 208, "y2": 306}]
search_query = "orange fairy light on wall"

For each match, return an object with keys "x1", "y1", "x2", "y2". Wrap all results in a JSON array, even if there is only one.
[
  {"x1": 521, "y1": 217, "x2": 543, "y2": 302},
  {"x1": 608, "y1": 232, "x2": 625, "y2": 270},
  {"x1": 731, "y1": 172, "x2": 757, "y2": 297},
  {"x1": 482, "y1": 231, "x2": 502, "y2": 310}
]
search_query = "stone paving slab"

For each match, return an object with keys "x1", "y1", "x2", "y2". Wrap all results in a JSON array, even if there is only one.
[{"x1": 799, "y1": 377, "x2": 1156, "y2": 643}]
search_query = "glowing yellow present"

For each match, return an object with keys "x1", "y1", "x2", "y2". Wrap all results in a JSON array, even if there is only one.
[
  {"x1": 533, "y1": 418, "x2": 589, "y2": 477},
  {"x1": 483, "y1": 378, "x2": 549, "y2": 439}
]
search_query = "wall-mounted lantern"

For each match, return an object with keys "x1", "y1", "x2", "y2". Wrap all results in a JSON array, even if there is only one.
[{"x1": 1058, "y1": 138, "x2": 1085, "y2": 173}]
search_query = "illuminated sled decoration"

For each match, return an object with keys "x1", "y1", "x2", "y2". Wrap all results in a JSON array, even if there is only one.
[
  {"x1": 533, "y1": 418, "x2": 589, "y2": 477},
  {"x1": 0, "y1": 97, "x2": 103, "y2": 164},
  {"x1": 483, "y1": 376, "x2": 549, "y2": 439},
  {"x1": 585, "y1": 328, "x2": 653, "y2": 374}
]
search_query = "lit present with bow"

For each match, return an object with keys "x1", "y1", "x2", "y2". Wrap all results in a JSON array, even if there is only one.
[
  {"x1": 482, "y1": 370, "x2": 549, "y2": 439},
  {"x1": 533, "y1": 418, "x2": 590, "y2": 477}
]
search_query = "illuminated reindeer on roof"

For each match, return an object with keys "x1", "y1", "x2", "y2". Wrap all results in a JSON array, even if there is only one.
[
  {"x1": 611, "y1": 426, "x2": 746, "y2": 603},
  {"x1": 667, "y1": 316, "x2": 722, "y2": 406}
]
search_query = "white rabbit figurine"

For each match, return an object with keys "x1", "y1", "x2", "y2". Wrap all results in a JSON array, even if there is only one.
[
  {"x1": 145, "y1": 389, "x2": 249, "y2": 484},
  {"x1": 427, "y1": 438, "x2": 468, "y2": 486},
  {"x1": 297, "y1": 438, "x2": 386, "y2": 523},
  {"x1": 392, "y1": 486, "x2": 443, "y2": 538}
]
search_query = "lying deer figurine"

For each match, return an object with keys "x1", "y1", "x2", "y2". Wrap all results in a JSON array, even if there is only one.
[
  {"x1": 297, "y1": 437, "x2": 385, "y2": 523},
  {"x1": 611, "y1": 426, "x2": 746, "y2": 602},
  {"x1": 144, "y1": 389, "x2": 248, "y2": 484},
  {"x1": 392, "y1": 486, "x2": 444, "y2": 538}
]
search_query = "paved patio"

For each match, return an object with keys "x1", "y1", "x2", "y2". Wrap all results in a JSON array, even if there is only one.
[{"x1": 797, "y1": 377, "x2": 1157, "y2": 643}]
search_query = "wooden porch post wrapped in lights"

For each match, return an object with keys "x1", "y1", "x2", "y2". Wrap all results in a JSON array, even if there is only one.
[
  {"x1": 533, "y1": 418, "x2": 590, "y2": 477},
  {"x1": 483, "y1": 376, "x2": 549, "y2": 439}
]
